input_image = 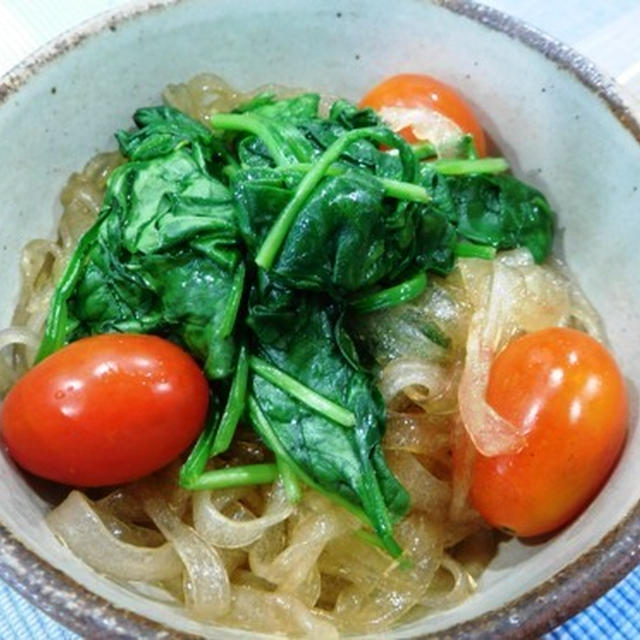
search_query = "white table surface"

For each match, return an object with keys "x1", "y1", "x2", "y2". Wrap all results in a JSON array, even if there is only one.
[{"x1": 0, "y1": 1, "x2": 639, "y2": 639}]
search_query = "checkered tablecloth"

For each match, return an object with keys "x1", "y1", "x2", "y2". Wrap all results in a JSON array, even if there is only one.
[{"x1": 0, "y1": 1, "x2": 639, "y2": 638}]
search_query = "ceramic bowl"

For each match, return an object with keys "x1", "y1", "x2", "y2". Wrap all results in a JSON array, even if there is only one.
[{"x1": 0, "y1": 0, "x2": 639, "y2": 637}]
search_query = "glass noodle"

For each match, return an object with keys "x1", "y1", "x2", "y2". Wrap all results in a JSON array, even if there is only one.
[{"x1": 0, "y1": 74, "x2": 604, "y2": 637}]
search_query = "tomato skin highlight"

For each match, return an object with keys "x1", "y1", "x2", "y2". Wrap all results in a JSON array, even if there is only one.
[
  {"x1": 468, "y1": 327, "x2": 627, "y2": 537},
  {"x1": 1, "y1": 334, "x2": 209, "y2": 487},
  {"x1": 359, "y1": 73, "x2": 487, "y2": 156}
]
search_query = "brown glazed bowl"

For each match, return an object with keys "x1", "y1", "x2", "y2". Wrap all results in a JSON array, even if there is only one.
[{"x1": 0, "y1": 0, "x2": 639, "y2": 637}]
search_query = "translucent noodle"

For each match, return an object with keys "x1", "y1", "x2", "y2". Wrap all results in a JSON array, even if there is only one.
[
  {"x1": 2, "y1": 75, "x2": 606, "y2": 637},
  {"x1": 0, "y1": 151, "x2": 123, "y2": 385}
]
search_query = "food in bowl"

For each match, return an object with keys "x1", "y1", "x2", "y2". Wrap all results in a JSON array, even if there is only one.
[{"x1": 0, "y1": 72, "x2": 627, "y2": 636}]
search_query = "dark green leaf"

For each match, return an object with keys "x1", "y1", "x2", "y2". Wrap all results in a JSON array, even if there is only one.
[
  {"x1": 421, "y1": 165, "x2": 554, "y2": 263},
  {"x1": 116, "y1": 106, "x2": 213, "y2": 161},
  {"x1": 247, "y1": 281, "x2": 409, "y2": 554},
  {"x1": 44, "y1": 149, "x2": 244, "y2": 379}
]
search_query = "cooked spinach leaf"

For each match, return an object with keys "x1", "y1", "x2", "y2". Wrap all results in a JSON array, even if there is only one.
[
  {"x1": 38, "y1": 146, "x2": 244, "y2": 379},
  {"x1": 116, "y1": 106, "x2": 213, "y2": 161},
  {"x1": 420, "y1": 164, "x2": 554, "y2": 263},
  {"x1": 246, "y1": 277, "x2": 409, "y2": 552}
]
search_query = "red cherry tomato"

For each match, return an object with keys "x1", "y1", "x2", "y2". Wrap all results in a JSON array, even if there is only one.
[
  {"x1": 359, "y1": 73, "x2": 487, "y2": 156},
  {"x1": 1, "y1": 334, "x2": 209, "y2": 487},
  {"x1": 467, "y1": 327, "x2": 627, "y2": 537}
]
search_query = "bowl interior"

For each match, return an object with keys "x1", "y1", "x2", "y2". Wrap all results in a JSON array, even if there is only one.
[{"x1": 0, "y1": 0, "x2": 639, "y2": 637}]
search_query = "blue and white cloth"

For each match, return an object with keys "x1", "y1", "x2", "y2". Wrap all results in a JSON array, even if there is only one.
[
  {"x1": 1, "y1": 563, "x2": 640, "y2": 638},
  {"x1": 549, "y1": 565, "x2": 640, "y2": 639},
  {"x1": 0, "y1": 1, "x2": 639, "y2": 637}
]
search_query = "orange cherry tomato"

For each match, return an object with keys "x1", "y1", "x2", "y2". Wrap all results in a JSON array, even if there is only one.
[
  {"x1": 1, "y1": 334, "x2": 209, "y2": 487},
  {"x1": 359, "y1": 73, "x2": 487, "y2": 156},
  {"x1": 467, "y1": 327, "x2": 627, "y2": 537}
]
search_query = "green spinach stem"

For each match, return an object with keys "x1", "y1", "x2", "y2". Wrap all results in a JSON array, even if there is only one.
[
  {"x1": 249, "y1": 356, "x2": 356, "y2": 427},
  {"x1": 412, "y1": 141, "x2": 437, "y2": 160},
  {"x1": 210, "y1": 345, "x2": 249, "y2": 456},
  {"x1": 277, "y1": 456, "x2": 302, "y2": 503},
  {"x1": 184, "y1": 463, "x2": 279, "y2": 491},
  {"x1": 282, "y1": 163, "x2": 430, "y2": 204},
  {"x1": 350, "y1": 272, "x2": 428, "y2": 314},
  {"x1": 209, "y1": 113, "x2": 290, "y2": 167},
  {"x1": 382, "y1": 177, "x2": 430, "y2": 203},
  {"x1": 433, "y1": 157, "x2": 508, "y2": 176},
  {"x1": 35, "y1": 222, "x2": 102, "y2": 362},
  {"x1": 217, "y1": 263, "x2": 246, "y2": 339},
  {"x1": 354, "y1": 528, "x2": 386, "y2": 550},
  {"x1": 178, "y1": 403, "x2": 221, "y2": 488},
  {"x1": 255, "y1": 126, "x2": 391, "y2": 270},
  {"x1": 454, "y1": 242, "x2": 497, "y2": 260}
]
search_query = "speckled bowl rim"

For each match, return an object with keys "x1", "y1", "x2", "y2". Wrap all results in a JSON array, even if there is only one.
[{"x1": 1, "y1": 1, "x2": 639, "y2": 638}]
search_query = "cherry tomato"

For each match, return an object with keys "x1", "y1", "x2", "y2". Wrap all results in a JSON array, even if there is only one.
[
  {"x1": 1, "y1": 334, "x2": 209, "y2": 487},
  {"x1": 359, "y1": 73, "x2": 487, "y2": 156},
  {"x1": 467, "y1": 327, "x2": 627, "y2": 537}
]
